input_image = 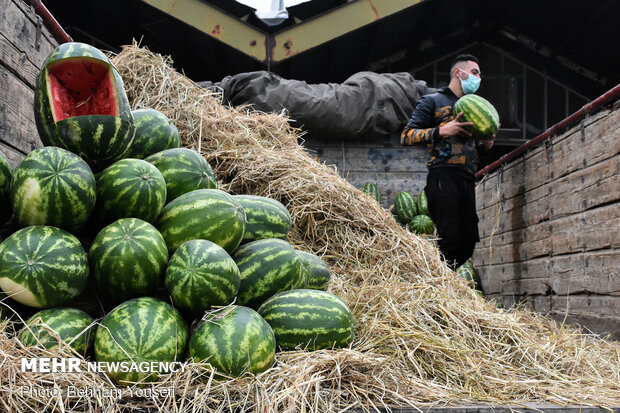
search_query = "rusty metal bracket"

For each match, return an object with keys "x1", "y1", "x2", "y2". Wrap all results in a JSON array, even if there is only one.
[{"x1": 34, "y1": 13, "x2": 43, "y2": 50}]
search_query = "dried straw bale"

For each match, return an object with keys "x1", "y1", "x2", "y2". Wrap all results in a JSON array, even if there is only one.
[{"x1": 108, "y1": 44, "x2": 619, "y2": 410}]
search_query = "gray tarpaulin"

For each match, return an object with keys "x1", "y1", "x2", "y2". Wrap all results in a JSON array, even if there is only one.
[{"x1": 198, "y1": 71, "x2": 435, "y2": 139}]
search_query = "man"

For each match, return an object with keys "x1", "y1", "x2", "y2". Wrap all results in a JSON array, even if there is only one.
[{"x1": 400, "y1": 54, "x2": 495, "y2": 270}]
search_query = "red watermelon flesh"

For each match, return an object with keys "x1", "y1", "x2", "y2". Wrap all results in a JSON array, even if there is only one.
[{"x1": 47, "y1": 58, "x2": 119, "y2": 121}]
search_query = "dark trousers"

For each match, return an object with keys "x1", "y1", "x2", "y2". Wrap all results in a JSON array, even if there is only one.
[{"x1": 424, "y1": 167, "x2": 480, "y2": 271}]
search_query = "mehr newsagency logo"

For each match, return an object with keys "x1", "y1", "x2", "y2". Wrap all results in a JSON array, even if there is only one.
[{"x1": 19, "y1": 357, "x2": 188, "y2": 398}]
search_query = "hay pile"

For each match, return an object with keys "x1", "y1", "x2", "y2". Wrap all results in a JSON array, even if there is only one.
[{"x1": 1, "y1": 43, "x2": 618, "y2": 412}]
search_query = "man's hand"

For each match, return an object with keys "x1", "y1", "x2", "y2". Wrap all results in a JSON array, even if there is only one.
[
  {"x1": 439, "y1": 112, "x2": 473, "y2": 138},
  {"x1": 482, "y1": 123, "x2": 501, "y2": 150}
]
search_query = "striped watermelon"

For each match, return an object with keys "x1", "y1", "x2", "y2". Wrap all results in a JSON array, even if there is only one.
[
  {"x1": 409, "y1": 214, "x2": 434, "y2": 235},
  {"x1": 145, "y1": 148, "x2": 217, "y2": 203},
  {"x1": 33, "y1": 42, "x2": 134, "y2": 171},
  {"x1": 296, "y1": 250, "x2": 331, "y2": 291},
  {"x1": 457, "y1": 260, "x2": 482, "y2": 290},
  {"x1": 89, "y1": 218, "x2": 168, "y2": 302},
  {"x1": 155, "y1": 189, "x2": 246, "y2": 255},
  {"x1": 0, "y1": 150, "x2": 14, "y2": 224},
  {"x1": 94, "y1": 297, "x2": 188, "y2": 385},
  {"x1": 233, "y1": 195, "x2": 291, "y2": 244},
  {"x1": 122, "y1": 109, "x2": 181, "y2": 159},
  {"x1": 394, "y1": 191, "x2": 418, "y2": 224},
  {"x1": 188, "y1": 305, "x2": 275, "y2": 377},
  {"x1": 417, "y1": 190, "x2": 429, "y2": 216},
  {"x1": 360, "y1": 182, "x2": 380, "y2": 203},
  {"x1": 0, "y1": 226, "x2": 89, "y2": 308},
  {"x1": 165, "y1": 239, "x2": 240, "y2": 318},
  {"x1": 19, "y1": 308, "x2": 94, "y2": 356},
  {"x1": 10, "y1": 147, "x2": 96, "y2": 232},
  {"x1": 93, "y1": 158, "x2": 167, "y2": 227},
  {"x1": 257, "y1": 289, "x2": 356, "y2": 351},
  {"x1": 453, "y1": 94, "x2": 500, "y2": 140},
  {"x1": 233, "y1": 238, "x2": 303, "y2": 309}
]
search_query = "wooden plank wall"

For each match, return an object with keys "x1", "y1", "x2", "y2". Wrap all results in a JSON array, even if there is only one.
[
  {"x1": 303, "y1": 133, "x2": 429, "y2": 209},
  {"x1": 0, "y1": 0, "x2": 56, "y2": 167},
  {"x1": 474, "y1": 102, "x2": 620, "y2": 340}
]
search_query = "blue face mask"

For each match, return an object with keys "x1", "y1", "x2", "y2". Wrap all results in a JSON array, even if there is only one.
[{"x1": 459, "y1": 69, "x2": 481, "y2": 94}]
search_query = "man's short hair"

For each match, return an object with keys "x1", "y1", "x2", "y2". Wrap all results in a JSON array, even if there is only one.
[
  {"x1": 451, "y1": 54, "x2": 479, "y2": 67},
  {"x1": 450, "y1": 54, "x2": 480, "y2": 78}
]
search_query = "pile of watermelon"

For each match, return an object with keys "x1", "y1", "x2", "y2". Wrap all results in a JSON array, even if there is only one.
[
  {"x1": 393, "y1": 190, "x2": 435, "y2": 235},
  {"x1": 0, "y1": 42, "x2": 356, "y2": 385}
]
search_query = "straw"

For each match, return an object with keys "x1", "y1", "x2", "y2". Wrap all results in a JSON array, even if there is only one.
[{"x1": 0, "y1": 42, "x2": 617, "y2": 412}]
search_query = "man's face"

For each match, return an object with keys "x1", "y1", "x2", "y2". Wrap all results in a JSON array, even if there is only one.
[{"x1": 456, "y1": 61, "x2": 481, "y2": 80}]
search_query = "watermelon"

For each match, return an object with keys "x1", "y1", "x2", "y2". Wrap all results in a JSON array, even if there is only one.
[
  {"x1": 409, "y1": 214, "x2": 434, "y2": 235},
  {"x1": 155, "y1": 189, "x2": 246, "y2": 255},
  {"x1": 94, "y1": 297, "x2": 188, "y2": 385},
  {"x1": 394, "y1": 191, "x2": 418, "y2": 224},
  {"x1": 19, "y1": 308, "x2": 94, "y2": 356},
  {"x1": 10, "y1": 147, "x2": 96, "y2": 232},
  {"x1": 165, "y1": 239, "x2": 240, "y2": 318},
  {"x1": 0, "y1": 226, "x2": 89, "y2": 308},
  {"x1": 457, "y1": 260, "x2": 482, "y2": 290},
  {"x1": 360, "y1": 182, "x2": 380, "y2": 203},
  {"x1": 453, "y1": 94, "x2": 500, "y2": 140},
  {"x1": 93, "y1": 158, "x2": 167, "y2": 227},
  {"x1": 233, "y1": 238, "x2": 303, "y2": 309},
  {"x1": 89, "y1": 218, "x2": 168, "y2": 302},
  {"x1": 33, "y1": 42, "x2": 134, "y2": 171},
  {"x1": 122, "y1": 108, "x2": 180, "y2": 159},
  {"x1": 257, "y1": 289, "x2": 356, "y2": 351},
  {"x1": 0, "y1": 150, "x2": 13, "y2": 224},
  {"x1": 232, "y1": 195, "x2": 291, "y2": 244},
  {"x1": 145, "y1": 148, "x2": 217, "y2": 203},
  {"x1": 417, "y1": 190, "x2": 429, "y2": 216},
  {"x1": 188, "y1": 305, "x2": 275, "y2": 378},
  {"x1": 296, "y1": 250, "x2": 331, "y2": 290}
]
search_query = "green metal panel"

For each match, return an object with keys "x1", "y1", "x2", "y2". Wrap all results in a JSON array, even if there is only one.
[
  {"x1": 271, "y1": 0, "x2": 426, "y2": 62},
  {"x1": 142, "y1": 0, "x2": 266, "y2": 61},
  {"x1": 142, "y1": 0, "x2": 425, "y2": 64}
]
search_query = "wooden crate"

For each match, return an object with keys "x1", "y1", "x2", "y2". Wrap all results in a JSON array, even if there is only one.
[
  {"x1": 474, "y1": 101, "x2": 620, "y2": 340},
  {"x1": 0, "y1": 0, "x2": 57, "y2": 167}
]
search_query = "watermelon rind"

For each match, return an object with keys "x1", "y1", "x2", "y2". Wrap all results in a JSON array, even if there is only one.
[
  {"x1": 257, "y1": 289, "x2": 356, "y2": 351},
  {"x1": 156, "y1": 189, "x2": 246, "y2": 255},
  {"x1": 0, "y1": 226, "x2": 89, "y2": 308},
  {"x1": 188, "y1": 305, "x2": 276, "y2": 378},
  {"x1": 165, "y1": 239, "x2": 241, "y2": 318},
  {"x1": 10, "y1": 147, "x2": 96, "y2": 232},
  {"x1": 54, "y1": 116, "x2": 135, "y2": 172},
  {"x1": 94, "y1": 297, "x2": 188, "y2": 385},
  {"x1": 123, "y1": 108, "x2": 181, "y2": 159},
  {"x1": 89, "y1": 218, "x2": 168, "y2": 302},
  {"x1": 34, "y1": 42, "x2": 135, "y2": 171},
  {"x1": 19, "y1": 307, "x2": 94, "y2": 356},
  {"x1": 233, "y1": 195, "x2": 291, "y2": 244},
  {"x1": 93, "y1": 158, "x2": 167, "y2": 227},
  {"x1": 233, "y1": 238, "x2": 303, "y2": 309},
  {"x1": 417, "y1": 190, "x2": 429, "y2": 216},
  {"x1": 360, "y1": 182, "x2": 381, "y2": 203},
  {"x1": 457, "y1": 260, "x2": 482, "y2": 291},
  {"x1": 409, "y1": 214, "x2": 434, "y2": 235},
  {"x1": 145, "y1": 148, "x2": 217, "y2": 203},
  {"x1": 394, "y1": 191, "x2": 418, "y2": 223},
  {"x1": 453, "y1": 94, "x2": 500, "y2": 140},
  {"x1": 296, "y1": 250, "x2": 331, "y2": 291}
]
